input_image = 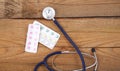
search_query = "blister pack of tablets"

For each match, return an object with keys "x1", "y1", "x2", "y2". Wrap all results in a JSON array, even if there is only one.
[{"x1": 25, "y1": 21, "x2": 60, "y2": 53}]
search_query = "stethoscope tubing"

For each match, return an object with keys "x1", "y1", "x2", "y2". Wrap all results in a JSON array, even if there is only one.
[
  {"x1": 34, "y1": 51, "x2": 62, "y2": 71},
  {"x1": 53, "y1": 19, "x2": 86, "y2": 71}
]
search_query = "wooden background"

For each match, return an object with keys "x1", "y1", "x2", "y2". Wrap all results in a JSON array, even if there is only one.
[{"x1": 0, "y1": 0, "x2": 120, "y2": 71}]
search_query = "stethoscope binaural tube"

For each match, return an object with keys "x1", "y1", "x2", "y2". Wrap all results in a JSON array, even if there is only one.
[
  {"x1": 42, "y1": 7, "x2": 86, "y2": 71},
  {"x1": 34, "y1": 49, "x2": 98, "y2": 71},
  {"x1": 52, "y1": 48, "x2": 98, "y2": 71}
]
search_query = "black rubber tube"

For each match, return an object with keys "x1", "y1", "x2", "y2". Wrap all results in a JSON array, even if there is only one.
[{"x1": 53, "y1": 19, "x2": 86, "y2": 71}]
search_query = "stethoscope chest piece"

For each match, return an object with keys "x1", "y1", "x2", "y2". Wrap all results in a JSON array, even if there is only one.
[{"x1": 42, "y1": 7, "x2": 55, "y2": 20}]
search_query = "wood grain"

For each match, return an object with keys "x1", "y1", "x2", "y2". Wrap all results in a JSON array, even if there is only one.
[
  {"x1": 0, "y1": 0, "x2": 5, "y2": 18},
  {"x1": 0, "y1": 0, "x2": 120, "y2": 18},
  {"x1": 4, "y1": 0, "x2": 23, "y2": 18},
  {"x1": 0, "y1": 47, "x2": 119, "y2": 71},
  {"x1": 0, "y1": 18, "x2": 120, "y2": 48}
]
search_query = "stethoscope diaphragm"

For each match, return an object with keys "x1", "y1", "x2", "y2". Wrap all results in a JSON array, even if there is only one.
[{"x1": 42, "y1": 7, "x2": 55, "y2": 20}]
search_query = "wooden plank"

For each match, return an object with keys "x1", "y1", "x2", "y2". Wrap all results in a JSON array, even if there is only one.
[
  {"x1": 0, "y1": 18, "x2": 119, "y2": 71},
  {"x1": 0, "y1": 47, "x2": 119, "y2": 71},
  {"x1": 0, "y1": 0, "x2": 120, "y2": 18},
  {"x1": 0, "y1": 0, "x2": 5, "y2": 18},
  {"x1": 4, "y1": 0, "x2": 23, "y2": 18},
  {"x1": 0, "y1": 18, "x2": 120, "y2": 48}
]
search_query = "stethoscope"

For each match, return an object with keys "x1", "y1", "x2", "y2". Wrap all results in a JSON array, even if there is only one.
[{"x1": 34, "y1": 7, "x2": 98, "y2": 71}]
